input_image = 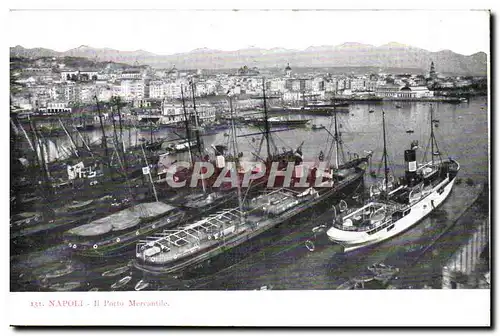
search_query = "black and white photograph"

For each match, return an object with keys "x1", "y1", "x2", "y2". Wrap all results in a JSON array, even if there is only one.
[{"x1": 7, "y1": 4, "x2": 491, "y2": 327}]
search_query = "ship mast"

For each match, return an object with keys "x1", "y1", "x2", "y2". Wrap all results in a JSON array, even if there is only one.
[
  {"x1": 228, "y1": 92, "x2": 244, "y2": 226},
  {"x1": 190, "y1": 80, "x2": 206, "y2": 194},
  {"x1": 262, "y1": 78, "x2": 271, "y2": 161},
  {"x1": 141, "y1": 143, "x2": 159, "y2": 202},
  {"x1": 382, "y1": 109, "x2": 389, "y2": 200},
  {"x1": 431, "y1": 104, "x2": 434, "y2": 166},
  {"x1": 190, "y1": 80, "x2": 203, "y2": 158},
  {"x1": 29, "y1": 119, "x2": 52, "y2": 200},
  {"x1": 58, "y1": 118, "x2": 79, "y2": 157},
  {"x1": 334, "y1": 106, "x2": 339, "y2": 169},
  {"x1": 115, "y1": 96, "x2": 125, "y2": 152},
  {"x1": 109, "y1": 104, "x2": 120, "y2": 160},
  {"x1": 180, "y1": 85, "x2": 193, "y2": 165},
  {"x1": 144, "y1": 101, "x2": 153, "y2": 145},
  {"x1": 110, "y1": 99, "x2": 128, "y2": 175},
  {"x1": 94, "y1": 95, "x2": 109, "y2": 160}
]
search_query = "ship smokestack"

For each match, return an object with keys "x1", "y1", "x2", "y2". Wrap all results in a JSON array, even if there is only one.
[{"x1": 404, "y1": 147, "x2": 417, "y2": 186}]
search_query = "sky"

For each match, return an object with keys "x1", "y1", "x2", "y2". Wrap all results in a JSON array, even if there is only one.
[{"x1": 9, "y1": 9, "x2": 490, "y2": 56}]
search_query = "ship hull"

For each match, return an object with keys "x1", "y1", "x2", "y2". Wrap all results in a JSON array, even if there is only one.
[
  {"x1": 68, "y1": 193, "x2": 239, "y2": 258},
  {"x1": 65, "y1": 212, "x2": 185, "y2": 259},
  {"x1": 133, "y1": 169, "x2": 365, "y2": 276},
  {"x1": 327, "y1": 173, "x2": 457, "y2": 252},
  {"x1": 252, "y1": 120, "x2": 310, "y2": 128}
]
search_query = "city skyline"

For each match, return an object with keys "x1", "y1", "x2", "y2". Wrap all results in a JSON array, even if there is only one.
[{"x1": 10, "y1": 9, "x2": 490, "y2": 56}]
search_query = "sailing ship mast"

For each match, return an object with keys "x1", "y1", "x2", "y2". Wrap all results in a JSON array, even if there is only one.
[
  {"x1": 180, "y1": 85, "x2": 194, "y2": 165},
  {"x1": 262, "y1": 78, "x2": 271, "y2": 161},
  {"x1": 141, "y1": 143, "x2": 159, "y2": 202},
  {"x1": 115, "y1": 97, "x2": 125, "y2": 152},
  {"x1": 334, "y1": 106, "x2": 340, "y2": 169},
  {"x1": 58, "y1": 118, "x2": 79, "y2": 157},
  {"x1": 146, "y1": 101, "x2": 154, "y2": 145},
  {"x1": 109, "y1": 105, "x2": 120, "y2": 159},
  {"x1": 29, "y1": 118, "x2": 52, "y2": 193},
  {"x1": 190, "y1": 80, "x2": 206, "y2": 193},
  {"x1": 94, "y1": 95, "x2": 108, "y2": 159},
  {"x1": 431, "y1": 104, "x2": 434, "y2": 166},
  {"x1": 382, "y1": 109, "x2": 389, "y2": 200},
  {"x1": 16, "y1": 117, "x2": 34, "y2": 151},
  {"x1": 228, "y1": 92, "x2": 244, "y2": 226},
  {"x1": 190, "y1": 80, "x2": 203, "y2": 158}
]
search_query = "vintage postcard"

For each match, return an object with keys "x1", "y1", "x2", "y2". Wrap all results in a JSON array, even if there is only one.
[{"x1": 7, "y1": 5, "x2": 491, "y2": 327}]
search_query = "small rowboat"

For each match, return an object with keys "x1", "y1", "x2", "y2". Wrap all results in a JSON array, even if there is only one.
[
  {"x1": 135, "y1": 279, "x2": 150, "y2": 291},
  {"x1": 101, "y1": 265, "x2": 130, "y2": 277},
  {"x1": 111, "y1": 276, "x2": 132, "y2": 290}
]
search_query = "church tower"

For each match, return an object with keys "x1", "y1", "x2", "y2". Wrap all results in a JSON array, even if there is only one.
[
  {"x1": 285, "y1": 63, "x2": 292, "y2": 78},
  {"x1": 429, "y1": 61, "x2": 437, "y2": 80}
]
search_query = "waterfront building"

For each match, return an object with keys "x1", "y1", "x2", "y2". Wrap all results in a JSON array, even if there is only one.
[
  {"x1": 365, "y1": 80, "x2": 377, "y2": 91},
  {"x1": 350, "y1": 78, "x2": 366, "y2": 91},
  {"x1": 375, "y1": 84, "x2": 434, "y2": 98},
  {"x1": 161, "y1": 103, "x2": 184, "y2": 124},
  {"x1": 38, "y1": 102, "x2": 72, "y2": 114},
  {"x1": 324, "y1": 80, "x2": 336, "y2": 93},
  {"x1": 161, "y1": 103, "x2": 216, "y2": 124},
  {"x1": 312, "y1": 77, "x2": 326, "y2": 92},
  {"x1": 375, "y1": 84, "x2": 403, "y2": 97},
  {"x1": 133, "y1": 99, "x2": 152, "y2": 108},
  {"x1": 283, "y1": 91, "x2": 302, "y2": 103}
]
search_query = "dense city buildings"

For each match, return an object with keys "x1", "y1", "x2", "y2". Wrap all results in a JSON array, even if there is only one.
[{"x1": 10, "y1": 56, "x2": 487, "y2": 116}]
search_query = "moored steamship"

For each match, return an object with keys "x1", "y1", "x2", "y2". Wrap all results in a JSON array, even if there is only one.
[{"x1": 325, "y1": 106, "x2": 460, "y2": 252}]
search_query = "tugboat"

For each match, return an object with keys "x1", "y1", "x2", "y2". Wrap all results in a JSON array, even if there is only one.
[{"x1": 325, "y1": 106, "x2": 460, "y2": 252}]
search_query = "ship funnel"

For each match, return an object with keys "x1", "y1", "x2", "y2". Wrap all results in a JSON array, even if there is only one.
[{"x1": 404, "y1": 147, "x2": 417, "y2": 185}]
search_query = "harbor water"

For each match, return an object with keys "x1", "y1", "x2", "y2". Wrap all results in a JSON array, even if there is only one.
[{"x1": 10, "y1": 97, "x2": 489, "y2": 291}]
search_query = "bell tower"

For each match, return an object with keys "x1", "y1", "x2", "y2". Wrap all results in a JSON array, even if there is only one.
[{"x1": 285, "y1": 63, "x2": 292, "y2": 78}]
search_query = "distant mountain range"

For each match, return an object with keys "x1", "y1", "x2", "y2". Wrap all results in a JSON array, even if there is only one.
[{"x1": 10, "y1": 43, "x2": 487, "y2": 75}]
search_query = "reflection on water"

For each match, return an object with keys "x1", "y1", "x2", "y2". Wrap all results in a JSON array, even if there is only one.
[{"x1": 10, "y1": 98, "x2": 489, "y2": 291}]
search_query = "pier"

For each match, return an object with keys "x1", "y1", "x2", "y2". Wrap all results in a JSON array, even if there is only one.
[{"x1": 441, "y1": 218, "x2": 489, "y2": 289}]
